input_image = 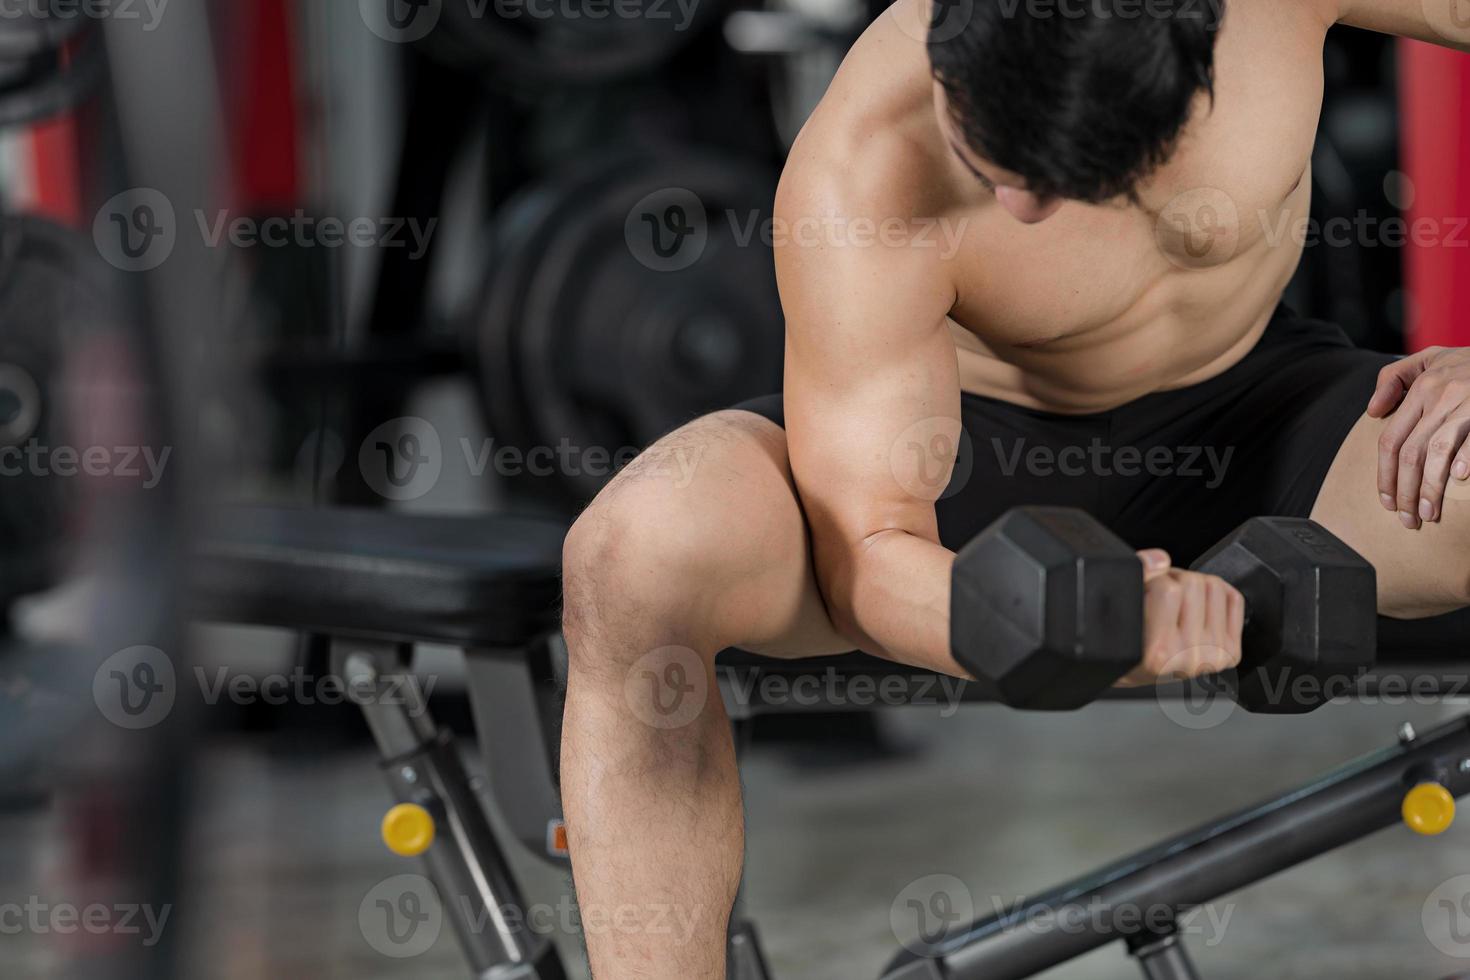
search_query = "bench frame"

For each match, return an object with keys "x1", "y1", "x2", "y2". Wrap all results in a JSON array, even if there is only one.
[{"x1": 319, "y1": 630, "x2": 1470, "y2": 980}]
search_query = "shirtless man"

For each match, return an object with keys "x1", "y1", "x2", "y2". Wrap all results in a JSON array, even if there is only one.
[{"x1": 559, "y1": 1, "x2": 1470, "y2": 976}]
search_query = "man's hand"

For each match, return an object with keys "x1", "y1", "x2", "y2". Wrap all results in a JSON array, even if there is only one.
[
  {"x1": 1368, "y1": 346, "x2": 1470, "y2": 529},
  {"x1": 1116, "y1": 549, "x2": 1245, "y2": 688}
]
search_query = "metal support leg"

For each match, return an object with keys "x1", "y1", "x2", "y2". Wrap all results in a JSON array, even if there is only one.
[
  {"x1": 728, "y1": 919, "x2": 774, "y2": 980},
  {"x1": 726, "y1": 718, "x2": 774, "y2": 980},
  {"x1": 882, "y1": 713, "x2": 1470, "y2": 980},
  {"x1": 336, "y1": 639, "x2": 567, "y2": 980},
  {"x1": 1129, "y1": 928, "x2": 1201, "y2": 980}
]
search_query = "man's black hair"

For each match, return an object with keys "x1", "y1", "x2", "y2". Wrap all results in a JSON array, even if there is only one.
[{"x1": 929, "y1": 0, "x2": 1224, "y2": 203}]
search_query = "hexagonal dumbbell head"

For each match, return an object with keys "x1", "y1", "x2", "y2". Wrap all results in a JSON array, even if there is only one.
[
  {"x1": 1190, "y1": 518, "x2": 1377, "y2": 713},
  {"x1": 951, "y1": 507, "x2": 1144, "y2": 710}
]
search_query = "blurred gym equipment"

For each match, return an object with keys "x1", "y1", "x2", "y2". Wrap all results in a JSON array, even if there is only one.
[
  {"x1": 475, "y1": 151, "x2": 784, "y2": 503},
  {"x1": 0, "y1": 216, "x2": 107, "y2": 603},
  {"x1": 0, "y1": 0, "x2": 102, "y2": 126},
  {"x1": 419, "y1": 0, "x2": 726, "y2": 87}
]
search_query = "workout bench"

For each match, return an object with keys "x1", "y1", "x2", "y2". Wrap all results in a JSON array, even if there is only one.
[{"x1": 191, "y1": 504, "x2": 1470, "y2": 980}]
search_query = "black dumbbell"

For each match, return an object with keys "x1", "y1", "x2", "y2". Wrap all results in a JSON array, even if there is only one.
[
  {"x1": 950, "y1": 508, "x2": 1143, "y2": 710},
  {"x1": 1190, "y1": 517, "x2": 1377, "y2": 713},
  {"x1": 950, "y1": 508, "x2": 1377, "y2": 711}
]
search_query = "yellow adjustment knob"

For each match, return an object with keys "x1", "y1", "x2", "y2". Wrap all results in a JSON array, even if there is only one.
[
  {"x1": 382, "y1": 803, "x2": 436, "y2": 856},
  {"x1": 1402, "y1": 783, "x2": 1456, "y2": 837}
]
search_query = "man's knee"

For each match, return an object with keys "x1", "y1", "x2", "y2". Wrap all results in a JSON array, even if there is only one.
[{"x1": 562, "y1": 424, "x2": 756, "y2": 644}]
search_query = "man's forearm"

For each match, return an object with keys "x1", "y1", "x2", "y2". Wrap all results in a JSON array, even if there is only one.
[{"x1": 819, "y1": 530, "x2": 968, "y2": 676}]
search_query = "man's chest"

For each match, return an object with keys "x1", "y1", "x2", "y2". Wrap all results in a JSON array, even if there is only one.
[{"x1": 944, "y1": 0, "x2": 1327, "y2": 344}]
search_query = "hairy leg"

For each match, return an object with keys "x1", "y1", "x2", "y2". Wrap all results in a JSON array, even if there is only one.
[
  {"x1": 560, "y1": 410, "x2": 850, "y2": 980},
  {"x1": 1312, "y1": 413, "x2": 1470, "y2": 618}
]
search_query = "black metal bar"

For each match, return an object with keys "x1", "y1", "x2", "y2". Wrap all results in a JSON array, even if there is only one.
[
  {"x1": 337, "y1": 639, "x2": 567, "y2": 979},
  {"x1": 717, "y1": 659, "x2": 1470, "y2": 716},
  {"x1": 728, "y1": 919, "x2": 774, "y2": 980},
  {"x1": 880, "y1": 714, "x2": 1470, "y2": 980},
  {"x1": 1130, "y1": 929, "x2": 1201, "y2": 980},
  {"x1": 334, "y1": 48, "x2": 478, "y2": 505}
]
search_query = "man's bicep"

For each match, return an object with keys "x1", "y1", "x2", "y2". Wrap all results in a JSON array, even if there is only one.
[
  {"x1": 1335, "y1": 0, "x2": 1470, "y2": 51},
  {"x1": 779, "y1": 244, "x2": 962, "y2": 553}
]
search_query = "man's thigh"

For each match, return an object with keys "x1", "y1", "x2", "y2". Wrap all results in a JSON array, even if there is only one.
[
  {"x1": 1311, "y1": 412, "x2": 1470, "y2": 618},
  {"x1": 621, "y1": 407, "x2": 852, "y2": 659}
]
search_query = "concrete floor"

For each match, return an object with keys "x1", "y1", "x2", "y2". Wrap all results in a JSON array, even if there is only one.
[{"x1": 6, "y1": 695, "x2": 1470, "y2": 979}]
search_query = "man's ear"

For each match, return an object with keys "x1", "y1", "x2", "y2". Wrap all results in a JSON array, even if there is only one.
[{"x1": 996, "y1": 187, "x2": 1065, "y2": 224}]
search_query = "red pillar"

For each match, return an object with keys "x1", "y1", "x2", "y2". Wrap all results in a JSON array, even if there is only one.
[{"x1": 1398, "y1": 39, "x2": 1470, "y2": 352}]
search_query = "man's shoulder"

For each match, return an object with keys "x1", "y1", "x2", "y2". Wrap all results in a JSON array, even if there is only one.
[
  {"x1": 775, "y1": 59, "x2": 951, "y2": 234},
  {"x1": 776, "y1": 129, "x2": 928, "y2": 231}
]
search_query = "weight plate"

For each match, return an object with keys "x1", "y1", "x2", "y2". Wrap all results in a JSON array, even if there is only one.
[
  {"x1": 0, "y1": 215, "x2": 113, "y2": 604},
  {"x1": 422, "y1": 0, "x2": 720, "y2": 87},
  {"x1": 0, "y1": 1, "x2": 87, "y2": 61},
  {"x1": 475, "y1": 151, "x2": 784, "y2": 505},
  {"x1": 0, "y1": 25, "x2": 101, "y2": 127}
]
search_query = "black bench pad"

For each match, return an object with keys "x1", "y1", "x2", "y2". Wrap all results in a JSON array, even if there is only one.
[
  {"x1": 190, "y1": 504, "x2": 1466, "y2": 665},
  {"x1": 191, "y1": 506, "x2": 566, "y2": 648}
]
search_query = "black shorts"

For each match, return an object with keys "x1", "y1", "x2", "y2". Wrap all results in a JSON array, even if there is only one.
[{"x1": 734, "y1": 305, "x2": 1395, "y2": 564}]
